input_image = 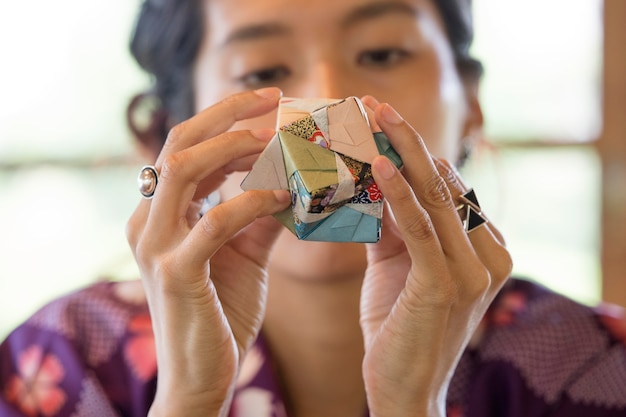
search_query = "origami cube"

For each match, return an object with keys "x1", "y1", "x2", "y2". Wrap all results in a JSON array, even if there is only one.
[{"x1": 241, "y1": 97, "x2": 402, "y2": 243}]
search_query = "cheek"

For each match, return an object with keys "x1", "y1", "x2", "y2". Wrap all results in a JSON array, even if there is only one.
[
  {"x1": 193, "y1": 57, "x2": 279, "y2": 201},
  {"x1": 193, "y1": 58, "x2": 226, "y2": 112},
  {"x1": 193, "y1": 40, "x2": 249, "y2": 113},
  {"x1": 405, "y1": 95, "x2": 464, "y2": 161},
  {"x1": 194, "y1": 50, "x2": 279, "y2": 131},
  {"x1": 390, "y1": 89, "x2": 454, "y2": 160},
  {"x1": 432, "y1": 69, "x2": 467, "y2": 161},
  {"x1": 392, "y1": 59, "x2": 466, "y2": 161}
]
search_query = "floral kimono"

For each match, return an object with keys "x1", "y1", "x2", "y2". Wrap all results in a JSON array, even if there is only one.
[{"x1": 1, "y1": 278, "x2": 625, "y2": 417}]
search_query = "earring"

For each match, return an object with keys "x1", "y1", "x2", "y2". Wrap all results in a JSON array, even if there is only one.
[{"x1": 457, "y1": 136, "x2": 474, "y2": 168}]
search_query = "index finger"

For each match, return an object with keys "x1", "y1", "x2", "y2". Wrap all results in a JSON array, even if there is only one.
[
  {"x1": 156, "y1": 87, "x2": 283, "y2": 167},
  {"x1": 373, "y1": 103, "x2": 471, "y2": 260}
]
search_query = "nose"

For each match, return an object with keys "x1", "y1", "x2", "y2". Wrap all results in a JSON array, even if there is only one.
[{"x1": 294, "y1": 60, "x2": 354, "y2": 99}]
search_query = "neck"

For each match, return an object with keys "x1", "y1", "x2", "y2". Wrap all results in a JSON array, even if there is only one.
[{"x1": 263, "y1": 261, "x2": 367, "y2": 417}]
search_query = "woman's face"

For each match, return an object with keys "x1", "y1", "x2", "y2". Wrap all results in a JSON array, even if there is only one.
[
  {"x1": 193, "y1": 0, "x2": 475, "y2": 157},
  {"x1": 191, "y1": 0, "x2": 480, "y2": 279}
]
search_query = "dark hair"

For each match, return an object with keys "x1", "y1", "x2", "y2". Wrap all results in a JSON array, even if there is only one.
[
  {"x1": 127, "y1": 0, "x2": 203, "y2": 152},
  {"x1": 127, "y1": 0, "x2": 483, "y2": 150},
  {"x1": 436, "y1": 0, "x2": 484, "y2": 79}
]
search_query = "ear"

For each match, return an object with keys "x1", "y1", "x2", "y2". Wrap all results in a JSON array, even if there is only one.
[
  {"x1": 126, "y1": 93, "x2": 168, "y2": 163},
  {"x1": 455, "y1": 78, "x2": 484, "y2": 166},
  {"x1": 461, "y1": 78, "x2": 484, "y2": 141}
]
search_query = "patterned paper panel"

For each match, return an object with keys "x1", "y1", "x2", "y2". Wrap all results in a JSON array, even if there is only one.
[
  {"x1": 241, "y1": 96, "x2": 402, "y2": 242},
  {"x1": 280, "y1": 116, "x2": 329, "y2": 149}
]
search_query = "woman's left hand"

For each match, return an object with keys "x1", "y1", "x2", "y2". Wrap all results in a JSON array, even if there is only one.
[{"x1": 358, "y1": 99, "x2": 512, "y2": 417}]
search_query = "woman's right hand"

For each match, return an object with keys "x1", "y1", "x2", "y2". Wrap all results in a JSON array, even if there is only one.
[{"x1": 126, "y1": 88, "x2": 290, "y2": 417}]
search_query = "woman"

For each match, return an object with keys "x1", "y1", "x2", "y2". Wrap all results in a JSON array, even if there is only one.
[{"x1": 1, "y1": 0, "x2": 624, "y2": 416}]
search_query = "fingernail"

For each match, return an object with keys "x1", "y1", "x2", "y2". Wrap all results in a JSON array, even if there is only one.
[
  {"x1": 254, "y1": 87, "x2": 282, "y2": 100},
  {"x1": 251, "y1": 128, "x2": 276, "y2": 141},
  {"x1": 374, "y1": 156, "x2": 396, "y2": 180},
  {"x1": 361, "y1": 95, "x2": 380, "y2": 108},
  {"x1": 381, "y1": 103, "x2": 404, "y2": 125}
]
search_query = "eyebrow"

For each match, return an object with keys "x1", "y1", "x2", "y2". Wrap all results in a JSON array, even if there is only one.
[
  {"x1": 221, "y1": 23, "x2": 291, "y2": 47},
  {"x1": 341, "y1": 1, "x2": 419, "y2": 26},
  {"x1": 221, "y1": 1, "x2": 418, "y2": 47}
]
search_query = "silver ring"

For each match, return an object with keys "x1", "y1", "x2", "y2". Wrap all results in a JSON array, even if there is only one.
[
  {"x1": 137, "y1": 165, "x2": 159, "y2": 199},
  {"x1": 456, "y1": 188, "x2": 488, "y2": 233}
]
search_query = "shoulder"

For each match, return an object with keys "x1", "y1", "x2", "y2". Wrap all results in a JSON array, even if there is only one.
[
  {"x1": 483, "y1": 277, "x2": 622, "y2": 345},
  {"x1": 477, "y1": 277, "x2": 626, "y2": 410},
  {"x1": 21, "y1": 280, "x2": 147, "y2": 346},
  {"x1": 484, "y1": 277, "x2": 603, "y2": 333},
  {"x1": 1, "y1": 280, "x2": 155, "y2": 417},
  {"x1": 2, "y1": 280, "x2": 150, "y2": 366}
]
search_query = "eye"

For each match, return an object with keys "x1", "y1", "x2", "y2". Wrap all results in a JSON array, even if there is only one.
[
  {"x1": 357, "y1": 48, "x2": 411, "y2": 68},
  {"x1": 236, "y1": 66, "x2": 290, "y2": 88}
]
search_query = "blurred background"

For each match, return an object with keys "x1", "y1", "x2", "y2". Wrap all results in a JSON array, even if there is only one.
[{"x1": 1, "y1": 0, "x2": 624, "y2": 340}]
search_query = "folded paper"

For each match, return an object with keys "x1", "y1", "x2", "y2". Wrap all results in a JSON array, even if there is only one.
[{"x1": 241, "y1": 96, "x2": 402, "y2": 243}]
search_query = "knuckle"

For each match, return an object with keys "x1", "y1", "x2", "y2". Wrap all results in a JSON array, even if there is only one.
[
  {"x1": 220, "y1": 93, "x2": 240, "y2": 108},
  {"x1": 151, "y1": 256, "x2": 181, "y2": 293},
  {"x1": 404, "y1": 211, "x2": 435, "y2": 241},
  {"x1": 125, "y1": 215, "x2": 140, "y2": 250},
  {"x1": 437, "y1": 159, "x2": 464, "y2": 193},
  {"x1": 460, "y1": 245, "x2": 513, "y2": 301},
  {"x1": 244, "y1": 189, "x2": 264, "y2": 204},
  {"x1": 133, "y1": 239, "x2": 154, "y2": 269},
  {"x1": 414, "y1": 276, "x2": 459, "y2": 309},
  {"x1": 421, "y1": 174, "x2": 452, "y2": 210},
  {"x1": 160, "y1": 152, "x2": 187, "y2": 181},
  {"x1": 437, "y1": 278, "x2": 460, "y2": 306},
  {"x1": 215, "y1": 131, "x2": 240, "y2": 159},
  {"x1": 462, "y1": 264, "x2": 492, "y2": 299},
  {"x1": 244, "y1": 189, "x2": 271, "y2": 208},
  {"x1": 218, "y1": 94, "x2": 244, "y2": 118},
  {"x1": 165, "y1": 122, "x2": 187, "y2": 146},
  {"x1": 200, "y1": 210, "x2": 228, "y2": 239},
  {"x1": 393, "y1": 185, "x2": 417, "y2": 206},
  {"x1": 491, "y1": 245, "x2": 514, "y2": 285}
]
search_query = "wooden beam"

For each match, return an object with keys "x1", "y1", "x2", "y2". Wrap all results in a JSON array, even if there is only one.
[{"x1": 598, "y1": 0, "x2": 626, "y2": 307}]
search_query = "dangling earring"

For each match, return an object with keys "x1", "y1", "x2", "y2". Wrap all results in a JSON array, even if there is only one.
[{"x1": 457, "y1": 136, "x2": 474, "y2": 168}]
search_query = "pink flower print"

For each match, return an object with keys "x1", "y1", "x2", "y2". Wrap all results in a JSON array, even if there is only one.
[
  {"x1": 124, "y1": 315, "x2": 157, "y2": 381},
  {"x1": 236, "y1": 346, "x2": 265, "y2": 389},
  {"x1": 308, "y1": 131, "x2": 329, "y2": 148},
  {"x1": 490, "y1": 291, "x2": 527, "y2": 327},
  {"x1": 595, "y1": 302, "x2": 626, "y2": 346},
  {"x1": 231, "y1": 387, "x2": 274, "y2": 417},
  {"x1": 447, "y1": 405, "x2": 464, "y2": 417},
  {"x1": 124, "y1": 314, "x2": 157, "y2": 381},
  {"x1": 5, "y1": 345, "x2": 66, "y2": 416}
]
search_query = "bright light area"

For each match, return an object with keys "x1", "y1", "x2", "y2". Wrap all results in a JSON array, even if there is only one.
[
  {"x1": 0, "y1": 0, "x2": 147, "y2": 160},
  {"x1": 461, "y1": 147, "x2": 602, "y2": 305},
  {"x1": 472, "y1": 0, "x2": 603, "y2": 141},
  {"x1": 0, "y1": 168, "x2": 141, "y2": 339},
  {"x1": 0, "y1": 0, "x2": 147, "y2": 339}
]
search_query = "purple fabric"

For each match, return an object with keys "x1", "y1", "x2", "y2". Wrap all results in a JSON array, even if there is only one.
[{"x1": 1, "y1": 278, "x2": 625, "y2": 417}]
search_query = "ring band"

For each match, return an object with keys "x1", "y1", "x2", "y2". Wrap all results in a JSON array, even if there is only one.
[
  {"x1": 456, "y1": 189, "x2": 488, "y2": 233},
  {"x1": 137, "y1": 165, "x2": 159, "y2": 199}
]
